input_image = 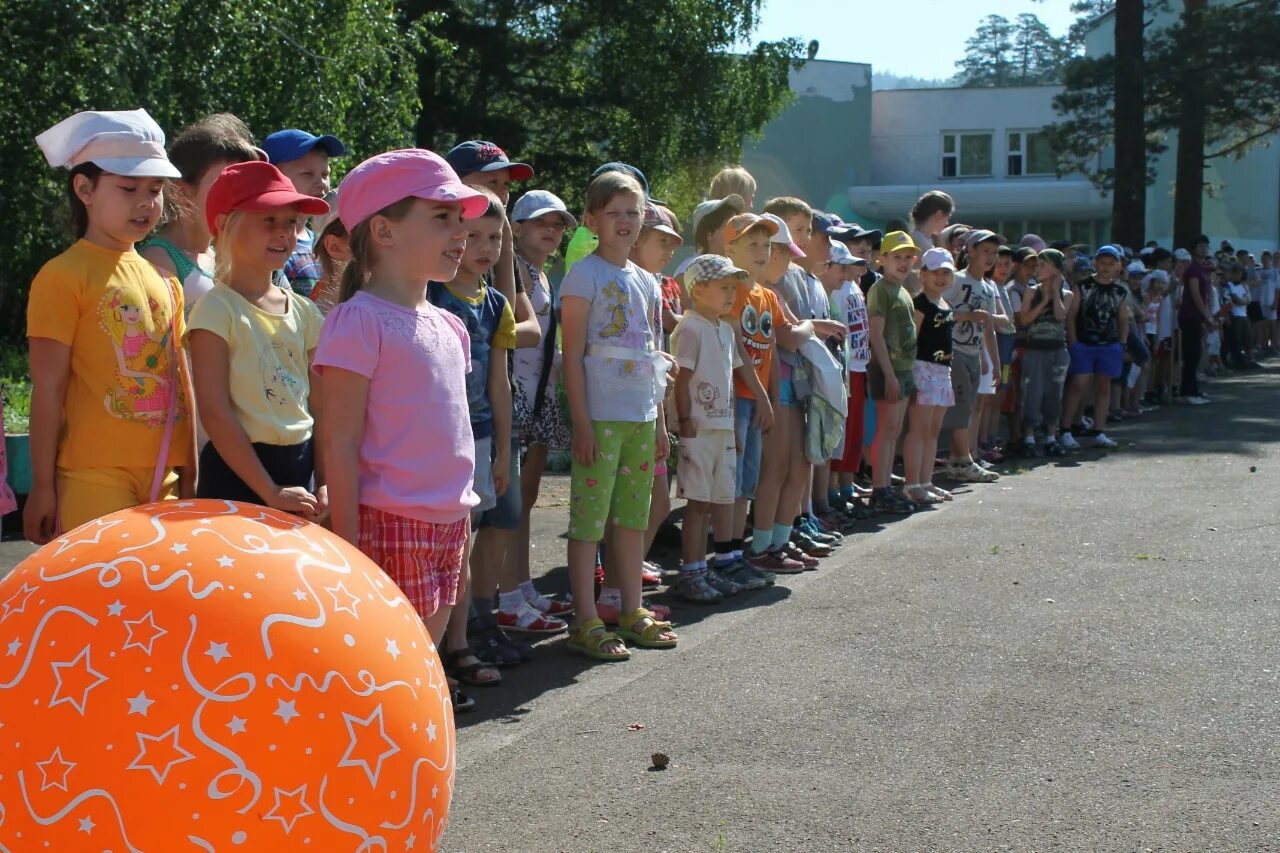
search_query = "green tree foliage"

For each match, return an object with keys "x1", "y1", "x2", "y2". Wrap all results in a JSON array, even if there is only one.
[
  {"x1": 400, "y1": 0, "x2": 801, "y2": 217},
  {"x1": 957, "y1": 13, "x2": 1067, "y2": 87},
  {"x1": 0, "y1": 0, "x2": 422, "y2": 345}
]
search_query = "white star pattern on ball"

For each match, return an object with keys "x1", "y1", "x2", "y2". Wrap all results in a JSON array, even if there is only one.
[
  {"x1": 216, "y1": 555, "x2": 235, "y2": 568},
  {"x1": 78, "y1": 815, "x2": 95, "y2": 834},
  {"x1": 264, "y1": 784, "x2": 314, "y2": 834},
  {"x1": 274, "y1": 698, "x2": 300, "y2": 725},
  {"x1": 127, "y1": 691, "x2": 156, "y2": 717},
  {"x1": 204, "y1": 641, "x2": 230, "y2": 664},
  {"x1": 36, "y1": 746, "x2": 76, "y2": 792},
  {"x1": 325, "y1": 582, "x2": 362, "y2": 618},
  {"x1": 6, "y1": 637, "x2": 21, "y2": 656},
  {"x1": 1, "y1": 581, "x2": 38, "y2": 623},
  {"x1": 121, "y1": 611, "x2": 167, "y2": 656},
  {"x1": 128, "y1": 725, "x2": 195, "y2": 784},
  {"x1": 385, "y1": 638, "x2": 401, "y2": 660},
  {"x1": 227, "y1": 716, "x2": 247, "y2": 735},
  {"x1": 49, "y1": 645, "x2": 108, "y2": 716},
  {"x1": 338, "y1": 705, "x2": 401, "y2": 787},
  {"x1": 107, "y1": 600, "x2": 125, "y2": 616}
]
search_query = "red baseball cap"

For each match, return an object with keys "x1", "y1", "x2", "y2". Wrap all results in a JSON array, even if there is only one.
[{"x1": 205, "y1": 161, "x2": 329, "y2": 236}]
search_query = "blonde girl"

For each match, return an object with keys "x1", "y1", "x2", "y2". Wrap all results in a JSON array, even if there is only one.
[
  {"x1": 560, "y1": 170, "x2": 678, "y2": 660},
  {"x1": 187, "y1": 162, "x2": 328, "y2": 515}
]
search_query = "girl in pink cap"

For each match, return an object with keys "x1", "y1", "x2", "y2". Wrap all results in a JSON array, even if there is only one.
[{"x1": 313, "y1": 149, "x2": 488, "y2": 669}]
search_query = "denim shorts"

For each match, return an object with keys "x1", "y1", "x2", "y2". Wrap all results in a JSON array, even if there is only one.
[
  {"x1": 476, "y1": 435, "x2": 522, "y2": 530},
  {"x1": 733, "y1": 396, "x2": 762, "y2": 499},
  {"x1": 1069, "y1": 341, "x2": 1124, "y2": 379}
]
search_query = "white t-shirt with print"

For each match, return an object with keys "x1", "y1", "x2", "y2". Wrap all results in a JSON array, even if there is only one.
[{"x1": 671, "y1": 311, "x2": 741, "y2": 431}]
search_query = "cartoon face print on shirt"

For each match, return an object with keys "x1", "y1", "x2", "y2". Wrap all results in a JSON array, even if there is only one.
[
  {"x1": 98, "y1": 286, "x2": 177, "y2": 425},
  {"x1": 739, "y1": 300, "x2": 774, "y2": 368}
]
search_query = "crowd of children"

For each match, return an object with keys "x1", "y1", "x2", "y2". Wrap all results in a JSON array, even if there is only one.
[{"x1": 23, "y1": 109, "x2": 1265, "y2": 712}]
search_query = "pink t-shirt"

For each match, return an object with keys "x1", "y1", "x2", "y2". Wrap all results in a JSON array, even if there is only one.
[{"x1": 313, "y1": 291, "x2": 479, "y2": 524}]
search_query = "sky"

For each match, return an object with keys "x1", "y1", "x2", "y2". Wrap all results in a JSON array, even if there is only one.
[{"x1": 750, "y1": 0, "x2": 1080, "y2": 81}]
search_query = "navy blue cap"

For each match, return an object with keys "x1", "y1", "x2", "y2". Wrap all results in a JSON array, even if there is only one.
[
  {"x1": 1095, "y1": 244, "x2": 1124, "y2": 261},
  {"x1": 445, "y1": 141, "x2": 533, "y2": 181},
  {"x1": 812, "y1": 211, "x2": 856, "y2": 238},
  {"x1": 591, "y1": 161, "x2": 663, "y2": 203},
  {"x1": 261, "y1": 129, "x2": 346, "y2": 165}
]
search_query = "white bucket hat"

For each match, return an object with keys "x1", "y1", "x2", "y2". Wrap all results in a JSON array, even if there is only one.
[{"x1": 36, "y1": 109, "x2": 180, "y2": 178}]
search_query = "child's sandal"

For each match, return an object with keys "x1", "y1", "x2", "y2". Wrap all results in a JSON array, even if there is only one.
[
  {"x1": 565, "y1": 618, "x2": 631, "y2": 661},
  {"x1": 616, "y1": 608, "x2": 678, "y2": 649}
]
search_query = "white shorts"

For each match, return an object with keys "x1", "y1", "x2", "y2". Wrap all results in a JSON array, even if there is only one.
[
  {"x1": 978, "y1": 357, "x2": 997, "y2": 395},
  {"x1": 1206, "y1": 331, "x2": 1221, "y2": 356},
  {"x1": 471, "y1": 436, "x2": 497, "y2": 514},
  {"x1": 676, "y1": 428, "x2": 737, "y2": 504}
]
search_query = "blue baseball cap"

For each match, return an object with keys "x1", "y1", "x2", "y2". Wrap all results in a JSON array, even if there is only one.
[
  {"x1": 262, "y1": 129, "x2": 346, "y2": 165},
  {"x1": 445, "y1": 141, "x2": 533, "y2": 181},
  {"x1": 813, "y1": 211, "x2": 855, "y2": 239},
  {"x1": 1094, "y1": 244, "x2": 1124, "y2": 261},
  {"x1": 591, "y1": 161, "x2": 663, "y2": 203}
]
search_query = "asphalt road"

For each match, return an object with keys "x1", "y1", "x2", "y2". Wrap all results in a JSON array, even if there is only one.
[
  {"x1": 444, "y1": 366, "x2": 1280, "y2": 853},
  {"x1": 1, "y1": 368, "x2": 1275, "y2": 852}
]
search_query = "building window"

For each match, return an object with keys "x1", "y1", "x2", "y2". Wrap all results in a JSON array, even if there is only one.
[
  {"x1": 1007, "y1": 130, "x2": 1055, "y2": 177},
  {"x1": 941, "y1": 132, "x2": 993, "y2": 178}
]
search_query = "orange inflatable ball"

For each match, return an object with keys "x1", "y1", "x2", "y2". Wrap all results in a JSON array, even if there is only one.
[{"x1": 0, "y1": 500, "x2": 455, "y2": 851}]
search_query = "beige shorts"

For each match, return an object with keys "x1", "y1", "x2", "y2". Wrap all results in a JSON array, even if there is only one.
[{"x1": 676, "y1": 428, "x2": 737, "y2": 504}]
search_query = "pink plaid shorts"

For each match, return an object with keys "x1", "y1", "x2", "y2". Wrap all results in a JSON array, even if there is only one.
[{"x1": 358, "y1": 506, "x2": 468, "y2": 620}]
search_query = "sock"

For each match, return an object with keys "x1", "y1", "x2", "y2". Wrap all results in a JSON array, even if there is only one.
[
  {"x1": 518, "y1": 579, "x2": 539, "y2": 602},
  {"x1": 773, "y1": 523, "x2": 792, "y2": 545},
  {"x1": 840, "y1": 485, "x2": 855, "y2": 500},
  {"x1": 1045, "y1": 434, "x2": 1058, "y2": 444},
  {"x1": 598, "y1": 587, "x2": 621, "y2": 607},
  {"x1": 751, "y1": 527, "x2": 772, "y2": 554},
  {"x1": 1023, "y1": 434, "x2": 1035, "y2": 445},
  {"x1": 730, "y1": 537, "x2": 744, "y2": 553},
  {"x1": 681, "y1": 561, "x2": 702, "y2": 576},
  {"x1": 712, "y1": 540, "x2": 734, "y2": 567},
  {"x1": 498, "y1": 589, "x2": 524, "y2": 614},
  {"x1": 699, "y1": 560, "x2": 711, "y2": 574}
]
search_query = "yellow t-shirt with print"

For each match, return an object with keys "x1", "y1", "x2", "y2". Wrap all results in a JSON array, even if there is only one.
[
  {"x1": 185, "y1": 286, "x2": 324, "y2": 445},
  {"x1": 27, "y1": 239, "x2": 194, "y2": 470}
]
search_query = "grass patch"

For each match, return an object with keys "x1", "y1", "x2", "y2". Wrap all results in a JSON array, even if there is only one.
[
  {"x1": 989, "y1": 545, "x2": 1000, "y2": 555},
  {"x1": 1133, "y1": 553, "x2": 1166, "y2": 561}
]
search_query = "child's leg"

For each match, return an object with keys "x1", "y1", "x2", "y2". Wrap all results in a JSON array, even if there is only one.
[
  {"x1": 643, "y1": 469, "x2": 670, "y2": 560},
  {"x1": 923, "y1": 406, "x2": 946, "y2": 483},
  {"x1": 871, "y1": 400, "x2": 899, "y2": 488},
  {"x1": 445, "y1": 531, "x2": 500, "y2": 682},
  {"x1": 1093, "y1": 375, "x2": 1113, "y2": 430},
  {"x1": 774, "y1": 406, "x2": 808, "y2": 537},
  {"x1": 903, "y1": 400, "x2": 927, "y2": 485},
  {"x1": 681, "y1": 500, "x2": 710, "y2": 568},
  {"x1": 751, "y1": 405, "x2": 793, "y2": 550},
  {"x1": 516, "y1": 443, "x2": 545, "y2": 584},
  {"x1": 727, "y1": 397, "x2": 758, "y2": 542}
]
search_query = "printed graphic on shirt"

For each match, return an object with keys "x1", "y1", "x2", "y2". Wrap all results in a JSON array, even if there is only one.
[
  {"x1": 262, "y1": 339, "x2": 306, "y2": 408},
  {"x1": 843, "y1": 289, "x2": 870, "y2": 365},
  {"x1": 600, "y1": 280, "x2": 630, "y2": 339},
  {"x1": 99, "y1": 287, "x2": 177, "y2": 425},
  {"x1": 739, "y1": 301, "x2": 775, "y2": 367},
  {"x1": 695, "y1": 380, "x2": 731, "y2": 421}
]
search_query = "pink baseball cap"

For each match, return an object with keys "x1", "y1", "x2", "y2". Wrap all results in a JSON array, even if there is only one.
[{"x1": 338, "y1": 148, "x2": 489, "y2": 231}]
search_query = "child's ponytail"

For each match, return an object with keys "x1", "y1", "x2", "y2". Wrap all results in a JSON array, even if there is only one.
[{"x1": 338, "y1": 220, "x2": 373, "y2": 304}]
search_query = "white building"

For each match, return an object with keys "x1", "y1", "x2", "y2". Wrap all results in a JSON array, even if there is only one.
[{"x1": 856, "y1": 85, "x2": 1110, "y2": 246}]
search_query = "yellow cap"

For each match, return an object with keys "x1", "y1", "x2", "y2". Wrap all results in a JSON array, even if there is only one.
[{"x1": 880, "y1": 231, "x2": 918, "y2": 256}]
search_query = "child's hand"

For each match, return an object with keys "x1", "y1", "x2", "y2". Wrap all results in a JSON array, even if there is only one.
[
  {"x1": 814, "y1": 319, "x2": 847, "y2": 341},
  {"x1": 885, "y1": 373, "x2": 901, "y2": 403},
  {"x1": 492, "y1": 446, "x2": 511, "y2": 496},
  {"x1": 679, "y1": 418, "x2": 697, "y2": 440},
  {"x1": 755, "y1": 396, "x2": 775, "y2": 432},
  {"x1": 305, "y1": 485, "x2": 330, "y2": 525},
  {"x1": 23, "y1": 486, "x2": 58, "y2": 545},
  {"x1": 572, "y1": 426, "x2": 597, "y2": 467},
  {"x1": 970, "y1": 309, "x2": 992, "y2": 326},
  {"x1": 176, "y1": 465, "x2": 197, "y2": 499},
  {"x1": 656, "y1": 426, "x2": 671, "y2": 463},
  {"x1": 268, "y1": 486, "x2": 319, "y2": 516}
]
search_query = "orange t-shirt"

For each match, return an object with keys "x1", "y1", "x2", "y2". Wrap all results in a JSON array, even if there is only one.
[
  {"x1": 27, "y1": 239, "x2": 194, "y2": 470},
  {"x1": 729, "y1": 282, "x2": 781, "y2": 399}
]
